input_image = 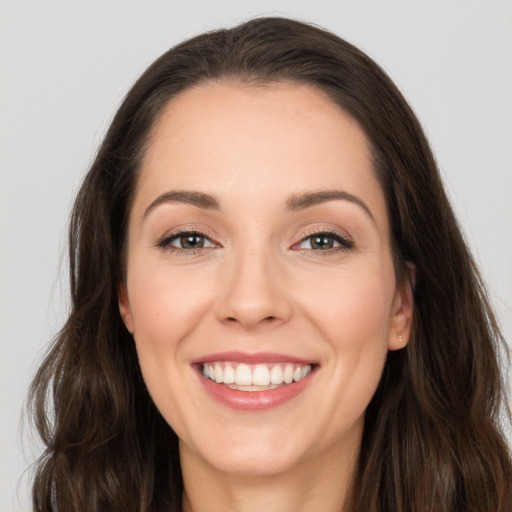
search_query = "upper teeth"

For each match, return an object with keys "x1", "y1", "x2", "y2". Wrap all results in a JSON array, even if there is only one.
[{"x1": 202, "y1": 362, "x2": 312, "y2": 387}]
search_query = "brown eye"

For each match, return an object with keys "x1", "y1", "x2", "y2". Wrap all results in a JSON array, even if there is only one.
[
  {"x1": 310, "y1": 235, "x2": 335, "y2": 250},
  {"x1": 179, "y1": 233, "x2": 206, "y2": 249}
]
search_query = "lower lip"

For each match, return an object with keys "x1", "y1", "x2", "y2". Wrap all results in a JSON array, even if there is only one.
[{"x1": 197, "y1": 371, "x2": 314, "y2": 411}]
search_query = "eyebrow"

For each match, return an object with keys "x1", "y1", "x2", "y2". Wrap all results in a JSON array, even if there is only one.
[
  {"x1": 143, "y1": 190, "x2": 221, "y2": 218},
  {"x1": 143, "y1": 188, "x2": 375, "y2": 223},
  {"x1": 284, "y1": 190, "x2": 375, "y2": 222}
]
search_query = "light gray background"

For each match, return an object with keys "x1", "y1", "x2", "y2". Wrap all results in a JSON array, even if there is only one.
[{"x1": 1, "y1": 1, "x2": 511, "y2": 510}]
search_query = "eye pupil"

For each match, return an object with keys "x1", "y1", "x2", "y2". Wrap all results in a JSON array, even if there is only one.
[
  {"x1": 181, "y1": 234, "x2": 204, "y2": 249},
  {"x1": 311, "y1": 235, "x2": 334, "y2": 250}
]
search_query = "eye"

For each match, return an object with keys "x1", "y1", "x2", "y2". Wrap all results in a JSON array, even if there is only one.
[
  {"x1": 158, "y1": 231, "x2": 217, "y2": 251},
  {"x1": 296, "y1": 231, "x2": 353, "y2": 252}
]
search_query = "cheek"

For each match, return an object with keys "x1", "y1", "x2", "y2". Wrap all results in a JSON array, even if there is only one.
[
  {"x1": 295, "y1": 263, "x2": 394, "y2": 417},
  {"x1": 298, "y1": 262, "x2": 395, "y2": 350},
  {"x1": 128, "y1": 260, "x2": 214, "y2": 348},
  {"x1": 126, "y1": 261, "x2": 216, "y2": 438}
]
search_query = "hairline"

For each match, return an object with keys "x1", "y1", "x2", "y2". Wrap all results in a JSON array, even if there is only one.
[{"x1": 119, "y1": 76, "x2": 406, "y2": 283}]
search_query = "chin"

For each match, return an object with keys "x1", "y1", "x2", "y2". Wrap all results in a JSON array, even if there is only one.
[
  {"x1": 205, "y1": 448, "x2": 302, "y2": 477},
  {"x1": 181, "y1": 426, "x2": 311, "y2": 477}
]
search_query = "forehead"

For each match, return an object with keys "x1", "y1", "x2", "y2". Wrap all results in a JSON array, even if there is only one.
[{"x1": 134, "y1": 81, "x2": 387, "y2": 229}]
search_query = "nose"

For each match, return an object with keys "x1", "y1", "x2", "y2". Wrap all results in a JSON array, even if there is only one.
[{"x1": 213, "y1": 247, "x2": 293, "y2": 330}]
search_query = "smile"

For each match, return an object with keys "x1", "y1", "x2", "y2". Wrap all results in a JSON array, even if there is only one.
[
  {"x1": 202, "y1": 362, "x2": 313, "y2": 390},
  {"x1": 193, "y1": 353, "x2": 318, "y2": 411}
]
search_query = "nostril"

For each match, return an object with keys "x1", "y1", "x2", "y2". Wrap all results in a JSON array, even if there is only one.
[{"x1": 224, "y1": 315, "x2": 278, "y2": 326}]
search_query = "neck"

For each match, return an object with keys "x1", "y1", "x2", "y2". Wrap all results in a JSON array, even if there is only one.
[{"x1": 180, "y1": 435, "x2": 360, "y2": 512}]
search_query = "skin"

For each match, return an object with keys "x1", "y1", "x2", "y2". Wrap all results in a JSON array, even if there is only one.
[{"x1": 119, "y1": 82, "x2": 413, "y2": 512}]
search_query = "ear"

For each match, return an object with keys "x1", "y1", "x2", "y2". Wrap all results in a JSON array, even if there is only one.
[
  {"x1": 118, "y1": 282, "x2": 135, "y2": 334},
  {"x1": 388, "y1": 263, "x2": 415, "y2": 351}
]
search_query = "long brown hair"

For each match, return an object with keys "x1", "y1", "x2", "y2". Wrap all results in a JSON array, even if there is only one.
[{"x1": 28, "y1": 17, "x2": 511, "y2": 511}]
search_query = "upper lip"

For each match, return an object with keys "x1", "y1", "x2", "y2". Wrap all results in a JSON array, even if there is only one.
[{"x1": 190, "y1": 351, "x2": 318, "y2": 365}]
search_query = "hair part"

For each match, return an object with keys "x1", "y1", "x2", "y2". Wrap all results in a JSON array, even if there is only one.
[{"x1": 29, "y1": 16, "x2": 511, "y2": 511}]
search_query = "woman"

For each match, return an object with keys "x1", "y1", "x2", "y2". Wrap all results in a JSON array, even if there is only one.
[{"x1": 29, "y1": 17, "x2": 511, "y2": 511}]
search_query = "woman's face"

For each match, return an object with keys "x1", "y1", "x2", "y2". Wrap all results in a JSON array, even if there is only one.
[{"x1": 119, "y1": 82, "x2": 413, "y2": 476}]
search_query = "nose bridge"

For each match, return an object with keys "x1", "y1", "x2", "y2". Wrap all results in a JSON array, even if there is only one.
[{"x1": 214, "y1": 237, "x2": 292, "y2": 329}]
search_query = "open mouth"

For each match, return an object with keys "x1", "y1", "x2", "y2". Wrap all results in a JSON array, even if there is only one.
[
  {"x1": 192, "y1": 353, "x2": 319, "y2": 410},
  {"x1": 200, "y1": 362, "x2": 315, "y2": 391}
]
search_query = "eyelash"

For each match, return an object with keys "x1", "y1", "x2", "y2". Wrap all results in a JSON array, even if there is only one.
[
  {"x1": 156, "y1": 230, "x2": 217, "y2": 255},
  {"x1": 293, "y1": 228, "x2": 354, "y2": 254},
  {"x1": 156, "y1": 228, "x2": 354, "y2": 255}
]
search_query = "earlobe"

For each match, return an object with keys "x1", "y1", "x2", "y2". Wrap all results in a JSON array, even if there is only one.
[
  {"x1": 118, "y1": 282, "x2": 135, "y2": 334},
  {"x1": 388, "y1": 264, "x2": 415, "y2": 351}
]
